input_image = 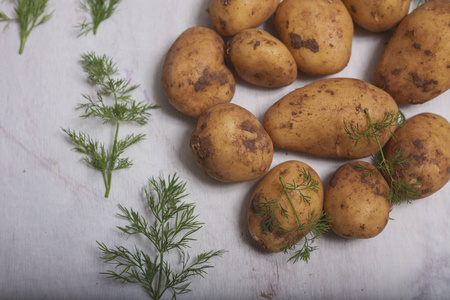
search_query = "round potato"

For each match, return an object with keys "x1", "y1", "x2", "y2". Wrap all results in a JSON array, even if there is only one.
[
  {"x1": 324, "y1": 161, "x2": 391, "y2": 239},
  {"x1": 342, "y1": 0, "x2": 411, "y2": 32},
  {"x1": 248, "y1": 160, "x2": 324, "y2": 252},
  {"x1": 228, "y1": 28, "x2": 297, "y2": 88},
  {"x1": 209, "y1": 0, "x2": 279, "y2": 37},
  {"x1": 190, "y1": 103, "x2": 273, "y2": 183},
  {"x1": 374, "y1": 0, "x2": 450, "y2": 104},
  {"x1": 384, "y1": 113, "x2": 450, "y2": 199},
  {"x1": 162, "y1": 27, "x2": 235, "y2": 118},
  {"x1": 263, "y1": 78, "x2": 399, "y2": 159},
  {"x1": 274, "y1": 0, "x2": 354, "y2": 76}
]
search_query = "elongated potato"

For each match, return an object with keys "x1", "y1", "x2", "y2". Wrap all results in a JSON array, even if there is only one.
[
  {"x1": 384, "y1": 113, "x2": 450, "y2": 199},
  {"x1": 274, "y1": 0, "x2": 353, "y2": 75},
  {"x1": 263, "y1": 78, "x2": 398, "y2": 158},
  {"x1": 374, "y1": 0, "x2": 450, "y2": 104},
  {"x1": 342, "y1": 0, "x2": 411, "y2": 32},
  {"x1": 163, "y1": 27, "x2": 235, "y2": 118},
  {"x1": 209, "y1": 0, "x2": 279, "y2": 36},
  {"x1": 228, "y1": 28, "x2": 297, "y2": 88}
]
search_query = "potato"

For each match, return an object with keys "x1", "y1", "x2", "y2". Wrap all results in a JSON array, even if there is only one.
[
  {"x1": 162, "y1": 27, "x2": 235, "y2": 118},
  {"x1": 384, "y1": 113, "x2": 450, "y2": 199},
  {"x1": 209, "y1": 0, "x2": 279, "y2": 37},
  {"x1": 228, "y1": 28, "x2": 297, "y2": 88},
  {"x1": 263, "y1": 78, "x2": 398, "y2": 159},
  {"x1": 190, "y1": 103, "x2": 273, "y2": 182},
  {"x1": 274, "y1": 0, "x2": 354, "y2": 76},
  {"x1": 374, "y1": 0, "x2": 450, "y2": 104},
  {"x1": 342, "y1": 0, "x2": 411, "y2": 32},
  {"x1": 324, "y1": 161, "x2": 391, "y2": 239},
  {"x1": 248, "y1": 160, "x2": 324, "y2": 252}
]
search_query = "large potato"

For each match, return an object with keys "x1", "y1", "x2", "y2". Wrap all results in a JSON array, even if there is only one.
[
  {"x1": 384, "y1": 113, "x2": 450, "y2": 199},
  {"x1": 162, "y1": 27, "x2": 235, "y2": 118},
  {"x1": 209, "y1": 0, "x2": 279, "y2": 36},
  {"x1": 228, "y1": 28, "x2": 297, "y2": 88},
  {"x1": 274, "y1": 0, "x2": 354, "y2": 76},
  {"x1": 263, "y1": 78, "x2": 398, "y2": 158},
  {"x1": 190, "y1": 103, "x2": 273, "y2": 183},
  {"x1": 248, "y1": 160, "x2": 324, "y2": 252},
  {"x1": 374, "y1": 0, "x2": 450, "y2": 104},
  {"x1": 324, "y1": 161, "x2": 391, "y2": 239},
  {"x1": 342, "y1": 0, "x2": 411, "y2": 32}
]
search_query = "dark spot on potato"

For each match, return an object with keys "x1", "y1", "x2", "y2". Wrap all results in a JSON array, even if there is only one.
[
  {"x1": 342, "y1": 233, "x2": 352, "y2": 238},
  {"x1": 413, "y1": 139, "x2": 424, "y2": 149},
  {"x1": 291, "y1": 112, "x2": 297, "y2": 116},
  {"x1": 417, "y1": 176, "x2": 423, "y2": 182},
  {"x1": 219, "y1": 18, "x2": 227, "y2": 31},
  {"x1": 340, "y1": 204, "x2": 344, "y2": 209},
  {"x1": 240, "y1": 120, "x2": 257, "y2": 133},
  {"x1": 288, "y1": 32, "x2": 319, "y2": 53},
  {"x1": 193, "y1": 67, "x2": 229, "y2": 92},
  {"x1": 329, "y1": 43, "x2": 334, "y2": 47},
  {"x1": 254, "y1": 40, "x2": 261, "y2": 50},
  {"x1": 360, "y1": 224, "x2": 365, "y2": 230},
  {"x1": 409, "y1": 72, "x2": 438, "y2": 92},
  {"x1": 424, "y1": 50, "x2": 431, "y2": 56},
  {"x1": 355, "y1": 104, "x2": 363, "y2": 112},
  {"x1": 421, "y1": 189, "x2": 431, "y2": 195},
  {"x1": 391, "y1": 68, "x2": 401, "y2": 76},
  {"x1": 329, "y1": 174, "x2": 339, "y2": 188},
  {"x1": 222, "y1": 0, "x2": 231, "y2": 6},
  {"x1": 413, "y1": 153, "x2": 427, "y2": 162},
  {"x1": 325, "y1": 90, "x2": 335, "y2": 95},
  {"x1": 289, "y1": 123, "x2": 293, "y2": 129},
  {"x1": 191, "y1": 135, "x2": 213, "y2": 159},
  {"x1": 350, "y1": 5, "x2": 356, "y2": 13},
  {"x1": 286, "y1": 20, "x2": 289, "y2": 29},
  {"x1": 243, "y1": 139, "x2": 257, "y2": 152},
  {"x1": 447, "y1": 167, "x2": 450, "y2": 174},
  {"x1": 413, "y1": 43, "x2": 421, "y2": 49},
  {"x1": 200, "y1": 122, "x2": 207, "y2": 130}
]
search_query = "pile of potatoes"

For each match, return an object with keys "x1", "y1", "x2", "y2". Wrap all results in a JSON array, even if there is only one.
[{"x1": 162, "y1": 0, "x2": 450, "y2": 258}]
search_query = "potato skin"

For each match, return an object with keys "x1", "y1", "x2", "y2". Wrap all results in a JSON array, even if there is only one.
[
  {"x1": 162, "y1": 27, "x2": 235, "y2": 118},
  {"x1": 384, "y1": 113, "x2": 450, "y2": 199},
  {"x1": 263, "y1": 78, "x2": 398, "y2": 159},
  {"x1": 209, "y1": 0, "x2": 280, "y2": 37},
  {"x1": 342, "y1": 0, "x2": 411, "y2": 32},
  {"x1": 324, "y1": 161, "x2": 391, "y2": 239},
  {"x1": 374, "y1": 0, "x2": 450, "y2": 104},
  {"x1": 228, "y1": 28, "x2": 297, "y2": 88},
  {"x1": 190, "y1": 103, "x2": 273, "y2": 183},
  {"x1": 248, "y1": 160, "x2": 324, "y2": 252},
  {"x1": 274, "y1": 0, "x2": 353, "y2": 76}
]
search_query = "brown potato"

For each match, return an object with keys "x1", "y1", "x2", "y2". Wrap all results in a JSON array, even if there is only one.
[
  {"x1": 342, "y1": 0, "x2": 411, "y2": 32},
  {"x1": 384, "y1": 113, "x2": 450, "y2": 199},
  {"x1": 209, "y1": 0, "x2": 279, "y2": 37},
  {"x1": 374, "y1": 0, "x2": 450, "y2": 104},
  {"x1": 228, "y1": 28, "x2": 297, "y2": 88},
  {"x1": 248, "y1": 160, "x2": 324, "y2": 252},
  {"x1": 274, "y1": 0, "x2": 354, "y2": 76},
  {"x1": 263, "y1": 78, "x2": 398, "y2": 159},
  {"x1": 324, "y1": 161, "x2": 391, "y2": 239},
  {"x1": 162, "y1": 27, "x2": 235, "y2": 118},
  {"x1": 190, "y1": 103, "x2": 273, "y2": 183}
]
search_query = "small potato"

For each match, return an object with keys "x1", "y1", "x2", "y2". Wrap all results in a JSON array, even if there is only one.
[
  {"x1": 190, "y1": 103, "x2": 273, "y2": 183},
  {"x1": 342, "y1": 0, "x2": 411, "y2": 32},
  {"x1": 162, "y1": 27, "x2": 235, "y2": 118},
  {"x1": 228, "y1": 28, "x2": 297, "y2": 88},
  {"x1": 274, "y1": 0, "x2": 354, "y2": 76},
  {"x1": 384, "y1": 113, "x2": 450, "y2": 199},
  {"x1": 374, "y1": 0, "x2": 450, "y2": 104},
  {"x1": 263, "y1": 78, "x2": 398, "y2": 159},
  {"x1": 248, "y1": 160, "x2": 324, "y2": 252},
  {"x1": 324, "y1": 161, "x2": 391, "y2": 239},
  {"x1": 209, "y1": 0, "x2": 279, "y2": 36}
]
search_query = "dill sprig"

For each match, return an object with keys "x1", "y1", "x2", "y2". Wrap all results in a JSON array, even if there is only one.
[
  {"x1": 97, "y1": 174, "x2": 225, "y2": 299},
  {"x1": 77, "y1": 0, "x2": 121, "y2": 36},
  {"x1": 256, "y1": 169, "x2": 332, "y2": 263},
  {"x1": 0, "y1": 0, "x2": 53, "y2": 54},
  {"x1": 63, "y1": 52, "x2": 159, "y2": 198},
  {"x1": 344, "y1": 109, "x2": 420, "y2": 204}
]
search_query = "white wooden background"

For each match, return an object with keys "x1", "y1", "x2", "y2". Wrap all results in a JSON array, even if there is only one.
[{"x1": 0, "y1": 1, "x2": 449, "y2": 299}]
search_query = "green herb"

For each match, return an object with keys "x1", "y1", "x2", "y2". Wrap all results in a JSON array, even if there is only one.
[
  {"x1": 76, "y1": 0, "x2": 121, "y2": 36},
  {"x1": 344, "y1": 109, "x2": 420, "y2": 204},
  {"x1": 63, "y1": 52, "x2": 158, "y2": 198},
  {"x1": 0, "y1": 0, "x2": 53, "y2": 54},
  {"x1": 256, "y1": 169, "x2": 333, "y2": 264},
  {"x1": 97, "y1": 174, "x2": 225, "y2": 299}
]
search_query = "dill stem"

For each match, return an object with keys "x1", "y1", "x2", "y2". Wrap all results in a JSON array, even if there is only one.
[
  {"x1": 280, "y1": 177, "x2": 302, "y2": 229},
  {"x1": 104, "y1": 120, "x2": 120, "y2": 198}
]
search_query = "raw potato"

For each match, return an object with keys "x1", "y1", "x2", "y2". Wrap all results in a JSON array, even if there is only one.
[
  {"x1": 209, "y1": 0, "x2": 279, "y2": 36},
  {"x1": 162, "y1": 27, "x2": 235, "y2": 118},
  {"x1": 228, "y1": 28, "x2": 297, "y2": 88},
  {"x1": 263, "y1": 78, "x2": 398, "y2": 159},
  {"x1": 384, "y1": 113, "x2": 450, "y2": 199},
  {"x1": 342, "y1": 0, "x2": 411, "y2": 32},
  {"x1": 375, "y1": 0, "x2": 450, "y2": 104},
  {"x1": 190, "y1": 103, "x2": 273, "y2": 183},
  {"x1": 324, "y1": 161, "x2": 391, "y2": 239},
  {"x1": 248, "y1": 160, "x2": 323, "y2": 252},
  {"x1": 274, "y1": 0, "x2": 354, "y2": 76}
]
